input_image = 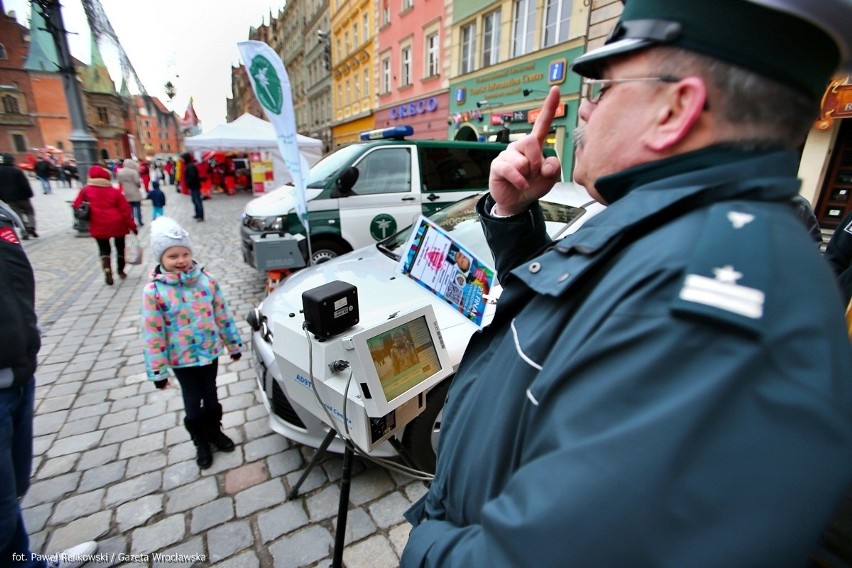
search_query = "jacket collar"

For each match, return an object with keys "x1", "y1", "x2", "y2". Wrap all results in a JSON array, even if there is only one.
[
  {"x1": 152, "y1": 261, "x2": 203, "y2": 286},
  {"x1": 564, "y1": 146, "x2": 802, "y2": 255}
]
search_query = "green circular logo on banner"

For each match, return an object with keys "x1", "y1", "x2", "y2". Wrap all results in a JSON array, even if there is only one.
[
  {"x1": 370, "y1": 214, "x2": 397, "y2": 240},
  {"x1": 249, "y1": 55, "x2": 283, "y2": 114}
]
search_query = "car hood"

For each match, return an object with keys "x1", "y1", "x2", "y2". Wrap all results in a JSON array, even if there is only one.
[
  {"x1": 243, "y1": 185, "x2": 325, "y2": 217},
  {"x1": 260, "y1": 244, "x2": 495, "y2": 365}
]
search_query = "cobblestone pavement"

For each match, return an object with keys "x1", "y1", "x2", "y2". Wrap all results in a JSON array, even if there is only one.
[{"x1": 20, "y1": 179, "x2": 422, "y2": 567}]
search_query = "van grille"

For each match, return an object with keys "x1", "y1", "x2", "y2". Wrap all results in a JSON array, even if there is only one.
[{"x1": 272, "y1": 380, "x2": 307, "y2": 428}]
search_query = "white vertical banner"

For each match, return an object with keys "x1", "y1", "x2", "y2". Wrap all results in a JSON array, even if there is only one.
[{"x1": 237, "y1": 40, "x2": 310, "y2": 232}]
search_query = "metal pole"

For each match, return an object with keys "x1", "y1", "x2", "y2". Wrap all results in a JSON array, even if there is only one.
[{"x1": 36, "y1": 0, "x2": 99, "y2": 185}]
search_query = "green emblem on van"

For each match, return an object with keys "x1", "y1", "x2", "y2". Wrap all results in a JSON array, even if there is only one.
[
  {"x1": 248, "y1": 55, "x2": 283, "y2": 114},
  {"x1": 370, "y1": 214, "x2": 397, "y2": 240}
]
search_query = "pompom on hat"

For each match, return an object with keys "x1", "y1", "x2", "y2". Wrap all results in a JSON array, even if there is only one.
[
  {"x1": 87, "y1": 165, "x2": 111, "y2": 180},
  {"x1": 150, "y1": 217, "x2": 193, "y2": 263}
]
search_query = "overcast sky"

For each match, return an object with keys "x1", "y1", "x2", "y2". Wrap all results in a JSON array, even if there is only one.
[{"x1": 5, "y1": 0, "x2": 285, "y2": 131}]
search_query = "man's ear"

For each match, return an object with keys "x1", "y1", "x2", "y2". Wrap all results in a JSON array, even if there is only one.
[{"x1": 645, "y1": 77, "x2": 708, "y2": 152}]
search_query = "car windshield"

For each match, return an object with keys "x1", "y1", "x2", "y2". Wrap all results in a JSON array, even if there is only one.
[
  {"x1": 377, "y1": 194, "x2": 587, "y2": 264},
  {"x1": 304, "y1": 144, "x2": 364, "y2": 187}
]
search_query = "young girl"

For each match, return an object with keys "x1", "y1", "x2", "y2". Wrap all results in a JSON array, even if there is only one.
[{"x1": 141, "y1": 217, "x2": 243, "y2": 469}]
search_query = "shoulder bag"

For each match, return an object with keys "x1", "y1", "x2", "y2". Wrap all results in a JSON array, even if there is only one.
[{"x1": 73, "y1": 189, "x2": 90, "y2": 221}]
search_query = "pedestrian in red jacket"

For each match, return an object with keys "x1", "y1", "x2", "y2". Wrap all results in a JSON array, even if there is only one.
[{"x1": 71, "y1": 165, "x2": 138, "y2": 285}]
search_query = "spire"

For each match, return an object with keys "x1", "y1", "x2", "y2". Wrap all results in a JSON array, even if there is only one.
[
  {"x1": 23, "y1": 2, "x2": 60, "y2": 72},
  {"x1": 180, "y1": 97, "x2": 200, "y2": 128},
  {"x1": 82, "y1": 35, "x2": 117, "y2": 94}
]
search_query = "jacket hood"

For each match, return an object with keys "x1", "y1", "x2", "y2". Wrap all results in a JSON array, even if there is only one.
[{"x1": 123, "y1": 159, "x2": 138, "y2": 170}]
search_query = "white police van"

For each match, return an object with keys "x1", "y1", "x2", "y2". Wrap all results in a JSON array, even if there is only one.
[{"x1": 240, "y1": 126, "x2": 521, "y2": 269}]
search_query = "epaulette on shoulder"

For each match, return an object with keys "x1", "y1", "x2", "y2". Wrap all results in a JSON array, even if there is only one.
[{"x1": 671, "y1": 202, "x2": 770, "y2": 336}]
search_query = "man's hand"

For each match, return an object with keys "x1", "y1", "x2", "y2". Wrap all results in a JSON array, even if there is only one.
[{"x1": 488, "y1": 86, "x2": 563, "y2": 216}]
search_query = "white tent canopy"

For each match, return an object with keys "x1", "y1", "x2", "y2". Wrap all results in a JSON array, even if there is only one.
[{"x1": 184, "y1": 113, "x2": 324, "y2": 185}]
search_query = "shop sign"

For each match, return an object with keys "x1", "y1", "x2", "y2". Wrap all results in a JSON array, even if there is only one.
[
  {"x1": 816, "y1": 77, "x2": 852, "y2": 130},
  {"x1": 527, "y1": 103, "x2": 565, "y2": 124},
  {"x1": 390, "y1": 97, "x2": 439, "y2": 120}
]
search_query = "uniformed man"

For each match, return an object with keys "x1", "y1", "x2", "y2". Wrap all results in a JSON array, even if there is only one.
[{"x1": 402, "y1": 1, "x2": 852, "y2": 566}]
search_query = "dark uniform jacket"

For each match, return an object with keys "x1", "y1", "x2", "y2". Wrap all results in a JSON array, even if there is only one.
[
  {"x1": 824, "y1": 210, "x2": 852, "y2": 304},
  {"x1": 0, "y1": 162, "x2": 34, "y2": 202},
  {"x1": 402, "y1": 146, "x2": 852, "y2": 568},
  {"x1": 0, "y1": 205, "x2": 39, "y2": 388}
]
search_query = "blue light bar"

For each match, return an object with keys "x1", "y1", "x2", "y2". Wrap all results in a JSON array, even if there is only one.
[{"x1": 359, "y1": 125, "x2": 414, "y2": 141}]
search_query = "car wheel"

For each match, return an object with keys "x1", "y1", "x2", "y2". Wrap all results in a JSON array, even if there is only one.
[
  {"x1": 309, "y1": 239, "x2": 349, "y2": 264},
  {"x1": 400, "y1": 376, "x2": 453, "y2": 474}
]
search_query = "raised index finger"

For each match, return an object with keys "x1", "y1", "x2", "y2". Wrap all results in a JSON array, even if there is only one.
[{"x1": 530, "y1": 86, "x2": 562, "y2": 146}]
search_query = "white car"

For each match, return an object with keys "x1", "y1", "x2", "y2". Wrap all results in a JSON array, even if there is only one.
[{"x1": 247, "y1": 183, "x2": 604, "y2": 472}]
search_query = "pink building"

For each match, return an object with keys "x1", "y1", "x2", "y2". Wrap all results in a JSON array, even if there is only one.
[{"x1": 374, "y1": 0, "x2": 449, "y2": 140}]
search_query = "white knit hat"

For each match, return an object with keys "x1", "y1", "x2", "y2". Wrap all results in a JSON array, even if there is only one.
[{"x1": 150, "y1": 217, "x2": 193, "y2": 263}]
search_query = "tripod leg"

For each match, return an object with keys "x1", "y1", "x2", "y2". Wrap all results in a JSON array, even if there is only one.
[
  {"x1": 331, "y1": 442, "x2": 354, "y2": 568},
  {"x1": 288, "y1": 428, "x2": 336, "y2": 500}
]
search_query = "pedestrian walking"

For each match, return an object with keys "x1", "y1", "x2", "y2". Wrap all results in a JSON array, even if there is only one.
[
  {"x1": 139, "y1": 160, "x2": 151, "y2": 192},
  {"x1": 0, "y1": 201, "x2": 99, "y2": 568},
  {"x1": 34, "y1": 157, "x2": 52, "y2": 195},
  {"x1": 116, "y1": 158, "x2": 144, "y2": 227},
  {"x1": 0, "y1": 153, "x2": 38, "y2": 238},
  {"x1": 402, "y1": 1, "x2": 852, "y2": 567},
  {"x1": 147, "y1": 184, "x2": 166, "y2": 221},
  {"x1": 181, "y1": 153, "x2": 204, "y2": 221},
  {"x1": 141, "y1": 217, "x2": 242, "y2": 469},
  {"x1": 71, "y1": 165, "x2": 138, "y2": 286}
]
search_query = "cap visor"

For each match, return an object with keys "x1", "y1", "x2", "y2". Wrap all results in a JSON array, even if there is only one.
[{"x1": 572, "y1": 38, "x2": 653, "y2": 78}]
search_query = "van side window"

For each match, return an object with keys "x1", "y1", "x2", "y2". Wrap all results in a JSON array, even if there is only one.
[
  {"x1": 420, "y1": 147, "x2": 502, "y2": 192},
  {"x1": 351, "y1": 148, "x2": 412, "y2": 195}
]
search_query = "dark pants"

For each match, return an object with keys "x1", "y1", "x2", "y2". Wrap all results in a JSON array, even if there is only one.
[
  {"x1": 129, "y1": 201, "x2": 142, "y2": 226},
  {"x1": 7, "y1": 200, "x2": 35, "y2": 233},
  {"x1": 96, "y1": 236, "x2": 126, "y2": 262},
  {"x1": 0, "y1": 377, "x2": 46, "y2": 567},
  {"x1": 190, "y1": 189, "x2": 204, "y2": 220},
  {"x1": 172, "y1": 360, "x2": 219, "y2": 421}
]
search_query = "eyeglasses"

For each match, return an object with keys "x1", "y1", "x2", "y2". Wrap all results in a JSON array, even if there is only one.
[{"x1": 583, "y1": 75, "x2": 681, "y2": 104}]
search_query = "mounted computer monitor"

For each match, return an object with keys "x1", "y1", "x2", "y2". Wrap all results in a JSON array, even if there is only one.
[{"x1": 348, "y1": 305, "x2": 453, "y2": 418}]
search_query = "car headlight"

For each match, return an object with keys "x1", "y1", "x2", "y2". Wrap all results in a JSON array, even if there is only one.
[{"x1": 245, "y1": 215, "x2": 287, "y2": 232}]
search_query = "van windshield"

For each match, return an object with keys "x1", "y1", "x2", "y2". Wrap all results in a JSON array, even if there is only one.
[{"x1": 304, "y1": 144, "x2": 364, "y2": 187}]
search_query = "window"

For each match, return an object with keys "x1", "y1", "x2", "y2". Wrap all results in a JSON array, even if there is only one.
[
  {"x1": 402, "y1": 0, "x2": 413, "y2": 11},
  {"x1": 382, "y1": 0, "x2": 390, "y2": 25},
  {"x1": 345, "y1": 32, "x2": 350, "y2": 55},
  {"x1": 543, "y1": 0, "x2": 571, "y2": 46},
  {"x1": 461, "y1": 22, "x2": 477, "y2": 75},
  {"x1": 364, "y1": 68, "x2": 370, "y2": 99},
  {"x1": 401, "y1": 46, "x2": 412, "y2": 86},
  {"x1": 483, "y1": 10, "x2": 502, "y2": 67},
  {"x1": 363, "y1": 13, "x2": 369, "y2": 37},
  {"x1": 0, "y1": 44, "x2": 7, "y2": 60},
  {"x1": 382, "y1": 55, "x2": 391, "y2": 93},
  {"x1": 351, "y1": 148, "x2": 412, "y2": 195},
  {"x1": 353, "y1": 23, "x2": 359, "y2": 46},
  {"x1": 420, "y1": 146, "x2": 504, "y2": 191},
  {"x1": 97, "y1": 107, "x2": 109, "y2": 125},
  {"x1": 512, "y1": 0, "x2": 536, "y2": 57},
  {"x1": 2, "y1": 94, "x2": 20, "y2": 114},
  {"x1": 426, "y1": 32, "x2": 439, "y2": 77},
  {"x1": 12, "y1": 133, "x2": 26, "y2": 153},
  {"x1": 354, "y1": 74, "x2": 360, "y2": 100}
]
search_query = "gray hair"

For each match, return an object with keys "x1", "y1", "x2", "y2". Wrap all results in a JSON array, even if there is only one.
[{"x1": 646, "y1": 47, "x2": 817, "y2": 150}]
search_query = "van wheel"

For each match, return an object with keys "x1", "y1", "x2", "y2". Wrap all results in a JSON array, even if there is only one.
[
  {"x1": 309, "y1": 239, "x2": 348, "y2": 264},
  {"x1": 400, "y1": 376, "x2": 453, "y2": 474}
]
